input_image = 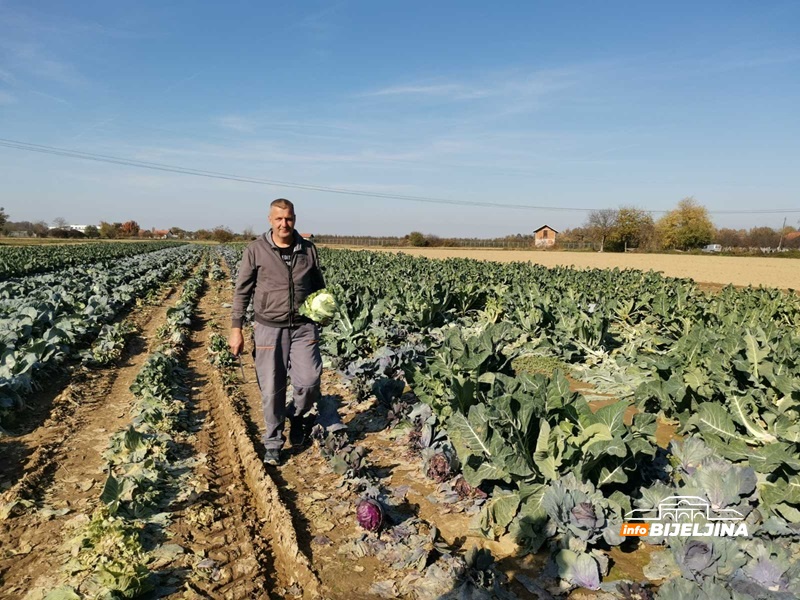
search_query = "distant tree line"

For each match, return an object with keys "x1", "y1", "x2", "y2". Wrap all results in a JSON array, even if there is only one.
[
  {"x1": 565, "y1": 198, "x2": 799, "y2": 251},
  {"x1": 0, "y1": 211, "x2": 258, "y2": 244},
  {"x1": 2, "y1": 202, "x2": 796, "y2": 251}
]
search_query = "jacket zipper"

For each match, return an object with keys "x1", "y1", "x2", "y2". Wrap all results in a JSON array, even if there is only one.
[
  {"x1": 271, "y1": 237, "x2": 299, "y2": 327},
  {"x1": 287, "y1": 245, "x2": 297, "y2": 328}
]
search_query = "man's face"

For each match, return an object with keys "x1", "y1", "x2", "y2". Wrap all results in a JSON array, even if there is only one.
[{"x1": 269, "y1": 206, "x2": 295, "y2": 243}]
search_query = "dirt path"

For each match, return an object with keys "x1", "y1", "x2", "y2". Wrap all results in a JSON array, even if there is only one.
[
  {"x1": 0, "y1": 284, "x2": 182, "y2": 596},
  {"x1": 0, "y1": 267, "x2": 324, "y2": 599},
  {"x1": 352, "y1": 247, "x2": 800, "y2": 291},
  {"x1": 162, "y1": 275, "x2": 320, "y2": 599},
  {"x1": 201, "y1": 275, "x2": 407, "y2": 598},
  {"x1": 154, "y1": 280, "x2": 278, "y2": 599}
]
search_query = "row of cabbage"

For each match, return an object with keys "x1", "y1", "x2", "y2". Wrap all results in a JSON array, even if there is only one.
[
  {"x1": 221, "y1": 244, "x2": 800, "y2": 597},
  {"x1": 0, "y1": 245, "x2": 201, "y2": 432},
  {"x1": 318, "y1": 249, "x2": 800, "y2": 598},
  {"x1": 47, "y1": 257, "x2": 209, "y2": 599},
  {"x1": 0, "y1": 240, "x2": 185, "y2": 279}
]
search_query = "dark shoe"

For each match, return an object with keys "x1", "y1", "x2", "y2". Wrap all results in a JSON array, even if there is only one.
[
  {"x1": 289, "y1": 415, "x2": 314, "y2": 447},
  {"x1": 263, "y1": 448, "x2": 281, "y2": 466}
]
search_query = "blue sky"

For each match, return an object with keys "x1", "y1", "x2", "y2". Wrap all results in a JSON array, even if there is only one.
[{"x1": 1, "y1": 1, "x2": 798, "y2": 236}]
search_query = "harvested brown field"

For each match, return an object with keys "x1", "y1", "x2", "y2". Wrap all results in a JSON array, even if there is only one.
[{"x1": 357, "y1": 247, "x2": 800, "y2": 291}]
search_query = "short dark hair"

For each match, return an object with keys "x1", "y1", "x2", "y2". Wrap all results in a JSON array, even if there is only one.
[{"x1": 271, "y1": 198, "x2": 295, "y2": 213}]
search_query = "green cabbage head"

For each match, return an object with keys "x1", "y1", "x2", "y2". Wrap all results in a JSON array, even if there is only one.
[{"x1": 299, "y1": 289, "x2": 339, "y2": 323}]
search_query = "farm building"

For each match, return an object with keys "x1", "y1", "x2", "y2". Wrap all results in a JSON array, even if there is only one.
[
  {"x1": 784, "y1": 231, "x2": 800, "y2": 248},
  {"x1": 533, "y1": 225, "x2": 558, "y2": 247}
]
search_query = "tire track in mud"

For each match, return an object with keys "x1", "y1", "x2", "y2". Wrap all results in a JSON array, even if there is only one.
[
  {"x1": 158, "y1": 282, "x2": 276, "y2": 600},
  {"x1": 0, "y1": 283, "x2": 183, "y2": 597},
  {"x1": 159, "y1": 276, "x2": 320, "y2": 599},
  {"x1": 208, "y1": 300, "x2": 419, "y2": 595}
]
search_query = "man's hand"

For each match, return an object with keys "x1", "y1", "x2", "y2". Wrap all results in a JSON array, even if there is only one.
[{"x1": 229, "y1": 328, "x2": 244, "y2": 357}]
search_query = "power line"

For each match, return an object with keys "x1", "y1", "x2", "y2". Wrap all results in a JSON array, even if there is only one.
[{"x1": 1, "y1": 137, "x2": 798, "y2": 215}]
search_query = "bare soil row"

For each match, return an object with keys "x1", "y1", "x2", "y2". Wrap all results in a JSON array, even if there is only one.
[{"x1": 0, "y1": 272, "x2": 305, "y2": 598}]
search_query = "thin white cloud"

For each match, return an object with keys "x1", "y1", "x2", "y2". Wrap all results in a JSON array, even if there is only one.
[
  {"x1": 1, "y1": 40, "x2": 87, "y2": 86},
  {"x1": 365, "y1": 83, "x2": 467, "y2": 98},
  {"x1": 30, "y1": 90, "x2": 72, "y2": 105},
  {"x1": 359, "y1": 67, "x2": 582, "y2": 111}
]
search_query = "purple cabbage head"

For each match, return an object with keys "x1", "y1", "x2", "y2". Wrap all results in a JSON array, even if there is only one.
[
  {"x1": 571, "y1": 502, "x2": 601, "y2": 531},
  {"x1": 356, "y1": 498, "x2": 384, "y2": 532},
  {"x1": 426, "y1": 452, "x2": 453, "y2": 483},
  {"x1": 677, "y1": 540, "x2": 715, "y2": 581}
]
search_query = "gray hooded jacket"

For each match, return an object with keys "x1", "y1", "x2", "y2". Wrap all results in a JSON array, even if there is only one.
[{"x1": 231, "y1": 230, "x2": 325, "y2": 329}]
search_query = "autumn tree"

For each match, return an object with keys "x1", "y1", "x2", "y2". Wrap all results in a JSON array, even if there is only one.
[
  {"x1": 715, "y1": 228, "x2": 745, "y2": 248},
  {"x1": 119, "y1": 220, "x2": 140, "y2": 237},
  {"x1": 212, "y1": 226, "x2": 234, "y2": 243},
  {"x1": 746, "y1": 226, "x2": 780, "y2": 249},
  {"x1": 606, "y1": 207, "x2": 655, "y2": 251},
  {"x1": 52, "y1": 216, "x2": 69, "y2": 229},
  {"x1": 406, "y1": 231, "x2": 428, "y2": 247},
  {"x1": 586, "y1": 209, "x2": 618, "y2": 252},
  {"x1": 99, "y1": 221, "x2": 119, "y2": 239},
  {"x1": 656, "y1": 197, "x2": 715, "y2": 250}
]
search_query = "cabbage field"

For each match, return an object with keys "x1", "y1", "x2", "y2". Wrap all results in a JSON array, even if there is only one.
[{"x1": 1, "y1": 242, "x2": 799, "y2": 600}]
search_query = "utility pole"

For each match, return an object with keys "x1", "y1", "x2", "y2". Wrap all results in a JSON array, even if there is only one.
[{"x1": 777, "y1": 217, "x2": 787, "y2": 251}]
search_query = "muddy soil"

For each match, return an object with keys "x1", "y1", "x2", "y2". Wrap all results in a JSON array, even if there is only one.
[{"x1": 153, "y1": 278, "x2": 292, "y2": 600}]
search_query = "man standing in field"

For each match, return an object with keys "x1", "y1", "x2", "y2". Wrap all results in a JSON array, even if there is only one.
[{"x1": 228, "y1": 198, "x2": 325, "y2": 466}]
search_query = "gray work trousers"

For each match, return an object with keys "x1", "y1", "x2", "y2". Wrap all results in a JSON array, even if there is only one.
[{"x1": 252, "y1": 321, "x2": 322, "y2": 450}]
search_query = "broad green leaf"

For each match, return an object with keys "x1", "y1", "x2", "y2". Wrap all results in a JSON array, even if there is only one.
[
  {"x1": 701, "y1": 433, "x2": 751, "y2": 463},
  {"x1": 691, "y1": 403, "x2": 738, "y2": 440},
  {"x1": 100, "y1": 473, "x2": 122, "y2": 506},
  {"x1": 593, "y1": 401, "x2": 628, "y2": 436},
  {"x1": 472, "y1": 488, "x2": 521, "y2": 539},
  {"x1": 574, "y1": 423, "x2": 614, "y2": 448},
  {"x1": 448, "y1": 407, "x2": 492, "y2": 459},
  {"x1": 44, "y1": 587, "x2": 81, "y2": 600},
  {"x1": 585, "y1": 437, "x2": 627, "y2": 459},
  {"x1": 462, "y1": 460, "x2": 510, "y2": 487},
  {"x1": 729, "y1": 395, "x2": 776, "y2": 444},
  {"x1": 742, "y1": 330, "x2": 768, "y2": 382},
  {"x1": 749, "y1": 444, "x2": 800, "y2": 473},
  {"x1": 595, "y1": 457, "x2": 632, "y2": 487},
  {"x1": 533, "y1": 419, "x2": 559, "y2": 481},
  {"x1": 774, "y1": 503, "x2": 800, "y2": 523},
  {"x1": 495, "y1": 444, "x2": 534, "y2": 477}
]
